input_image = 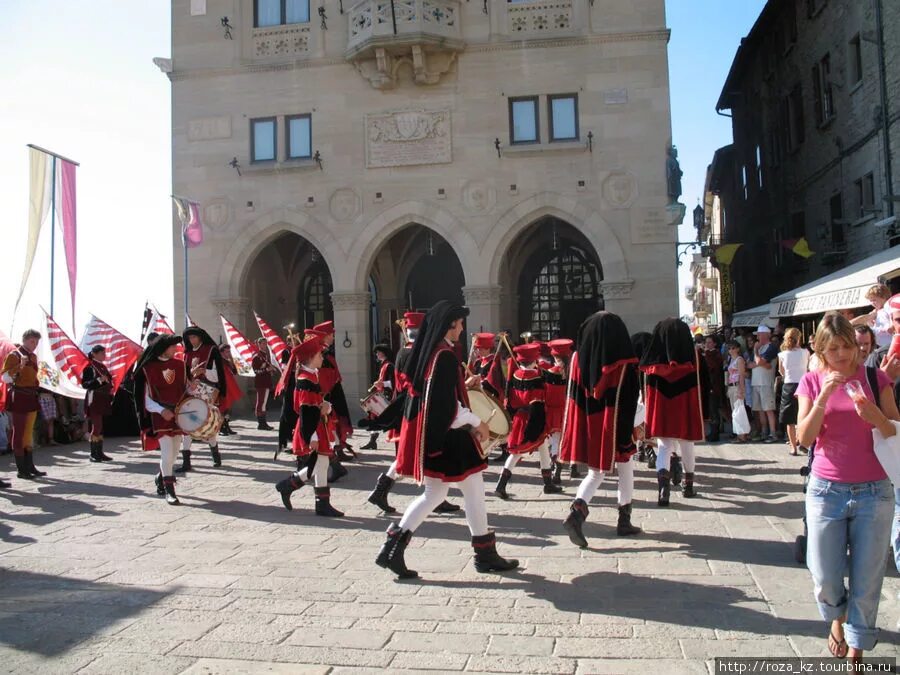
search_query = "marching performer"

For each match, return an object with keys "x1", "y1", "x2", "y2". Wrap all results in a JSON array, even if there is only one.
[
  {"x1": 471, "y1": 333, "x2": 505, "y2": 404},
  {"x1": 252, "y1": 337, "x2": 276, "y2": 430},
  {"x1": 366, "y1": 312, "x2": 460, "y2": 515},
  {"x1": 312, "y1": 321, "x2": 355, "y2": 460},
  {"x1": 274, "y1": 334, "x2": 343, "y2": 517},
  {"x1": 376, "y1": 300, "x2": 518, "y2": 579},
  {"x1": 176, "y1": 326, "x2": 229, "y2": 472},
  {"x1": 544, "y1": 338, "x2": 573, "y2": 484},
  {"x1": 1, "y1": 329, "x2": 47, "y2": 480},
  {"x1": 494, "y1": 343, "x2": 562, "y2": 499},
  {"x1": 360, "y1": 343, "x2": 394, "y2": 451},
  {"x1": 639, "y1": 318, "x2": 706, "y2": 506},
  {"x1": 218, "y1": 344, "x2": 238, "y2": 436},
  {"x1": 277, "y1": 347, "x2": 296, "y2": 455},
  {"x1": 133, "y1": 334, "x2": 188, "y2": 505},
  {"x1": 82, "y1": 345, "x2": 114, "y2": 462},
  {"x1": 560, "y1": 312, "x2": 642, "y2": 548}
]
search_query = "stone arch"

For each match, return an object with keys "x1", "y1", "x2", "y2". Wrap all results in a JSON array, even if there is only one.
[
  {"x1": 217, "y1": 207, "x2": 340, "y2": 299},
  {"x1": 484, "y1": 192, "x2": 629, "y2": 287},
  {"x1": 344, "y1": 200, "x2": 479, "y2": 290}
]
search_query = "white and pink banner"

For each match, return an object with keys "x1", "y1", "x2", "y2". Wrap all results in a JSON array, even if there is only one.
[
  {"x1": 39, "y1": 311, "x2": 87, "y2": 399},
  {"x1": 80, "y1": 315, "x2": 143, "y2": 393},
  {"x1": 59, "y1": 159, "x2": 78, "y2": 329},
  {"x1": 254, "y1": 312, "x2": 287, "y2": 372},
  {"x1": 220, "y1": 315, "x2": 255, "y2": 377}
]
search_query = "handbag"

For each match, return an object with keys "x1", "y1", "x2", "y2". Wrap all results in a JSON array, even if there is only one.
[
  {"x1": 731, "y1": 397, "x2": 751, "y2": 436},
  {"x1": 866, "y1": 365, "x2": 900, "y2": 484}
]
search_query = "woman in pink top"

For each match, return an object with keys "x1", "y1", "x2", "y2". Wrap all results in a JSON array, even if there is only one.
[{"x1": 796, "y1": 312, "x2": 897, "y2": 663}]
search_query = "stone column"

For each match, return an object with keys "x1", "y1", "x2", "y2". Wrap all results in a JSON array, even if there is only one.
[
  {"x1": 212, "y1": 296, "x2": 251, "y2": 334},
  {"x1": 599, "y1": 279, "x2": 636, "y2": 321},
  {"x1": 330, "y1": 291, "x2": 372, "y2": 413},
  {"x1": 463, "y1": 285, "x2": 503, "y2": 334}
]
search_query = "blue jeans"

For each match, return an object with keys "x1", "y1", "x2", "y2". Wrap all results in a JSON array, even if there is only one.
[
  {"x1": 805, "y1": 476, "x2": 893, "y2": 651},
  {"x1": 893, "y1": 488, "x2": 900, "y2": 574}
]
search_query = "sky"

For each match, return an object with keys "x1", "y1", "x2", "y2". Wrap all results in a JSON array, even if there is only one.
[{"x1": 0, "y1": 0, "x2": 766, "y2": 343}]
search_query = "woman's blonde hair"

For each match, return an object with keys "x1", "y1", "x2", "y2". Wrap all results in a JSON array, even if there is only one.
[
  {"x1": 781, "y1": 327, "x2": 802, "y2": 351},
  {"x1": 812, "y1": 312, "x2": 858, "y2": 366},
  {"x1": 865, "y1": 283, "x2": 891, "y2": 301}
]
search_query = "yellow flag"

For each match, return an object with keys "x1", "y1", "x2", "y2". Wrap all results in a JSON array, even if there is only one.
[
  {"x1": 13, "y1": 148, "x2": 52, "y2": 319},
  {"x1": 714, "y1": 243, "x2": 742, "y2": 266},
  {"x1": 792, "y1": 237, "x2": 815, "y2": 258}
]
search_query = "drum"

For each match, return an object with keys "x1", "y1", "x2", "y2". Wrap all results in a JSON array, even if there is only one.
[
  {"x1": 467, "y1": 389, "x2": 511, "y2": 459},
  {"x1": 186, "y1": 379, "x2": 219, "y2": 405},
  {"x1": 360, "y1": 391, "x2": 390, "y2": 417},
  {"x1": 176, "y1": 396, "x2": 223, "y2": 441}
]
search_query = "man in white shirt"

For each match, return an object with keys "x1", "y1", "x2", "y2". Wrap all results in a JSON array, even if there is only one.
[{"x1": 746, "y1": 324, "x2": 778, "y2": 443}]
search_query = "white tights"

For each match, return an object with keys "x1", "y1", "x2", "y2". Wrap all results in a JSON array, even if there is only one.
[
  {"x1": 385, "y1": 459, "x2": 399, "y2": 481},
  {"x1": 655, "y1": 438, "x2": 695, "y2": 473},
  {"x1": 159, "y1": 435, "x2": 181, "y2": 476},
  {"x1": 548, "y1": 432, "x2": 560, "y2": 458},
  {"x1": 399, "y1": 472, "x2": 489, "y2": 536},
  {"x1": 504, "y1": 442, "x2": 552, "y2": 472},
  {"x1": 574, "y1": 459, "x2": 635, "y2": 505},
  {"x1": 294, "y1": 453, "x2": 329, "y2": 487}
]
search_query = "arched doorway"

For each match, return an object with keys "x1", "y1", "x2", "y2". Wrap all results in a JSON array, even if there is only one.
[
  {"x1": 244, "y1": 231, "x2": 334, "y2": 332},
  {"x1": 500, "y1": 217, "x2": 603, "y2": 340}
]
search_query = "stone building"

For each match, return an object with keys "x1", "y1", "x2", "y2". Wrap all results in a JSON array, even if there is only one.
[
  {"x1": 711, "y1": 0, "x2": 899, "y2": 317},
  {"x1": 165, "y1": 0, "x2": 678, "y2": 405}
]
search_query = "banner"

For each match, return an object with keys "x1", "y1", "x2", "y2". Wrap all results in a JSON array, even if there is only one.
[
  {"x1": 58, "y1": 159, "x2": 78, "y2": 329},
  {"x1": 221, "y1": 315, "x2": 255, "y2": 377},
  {"x1": 714, "y1": 243, "x2": 742, "y2": 266},
  {"x1": 254, "y1": 312, "x2": 288, "y2": 371},
  {"x1": 720, "y1": 264, "x2": 733, "y2": 315},
  {"x1": 80, "y1": 315, "x2": 143, "y2": 393},
  {"x1": 14, "y1": 148, "x2": 52, "y2": 319},
  {"x1": 142, "y1": 303, "x2": 176, "y2": 346},
  {"x1": 39, "y1": 311, "x2": 88, "y2": 399},
  {"x1": 173, "y1": 197, "x2": 203, "y2": 248}
]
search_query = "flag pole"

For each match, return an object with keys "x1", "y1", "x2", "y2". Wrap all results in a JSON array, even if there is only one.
[
  {"x1": 50, "y1": 155, "x2": 57, "y2": 318},
  {"x1": 183, "y1": 233, "x2": 189, "y2": 324}
]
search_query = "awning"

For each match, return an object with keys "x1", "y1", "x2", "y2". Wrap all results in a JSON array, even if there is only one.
[
  {"x1": 731, "y1": 304, "x2": 776, "y2": 328},
  {"x1": 770, "y1": 247, "x2": 900, "y2": 317}
]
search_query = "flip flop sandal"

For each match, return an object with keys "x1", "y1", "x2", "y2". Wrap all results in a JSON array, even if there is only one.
[{"x1": 828, "y1": 630, "x2": 848, "y2": 659}]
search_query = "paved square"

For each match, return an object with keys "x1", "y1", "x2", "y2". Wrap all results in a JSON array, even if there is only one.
[{"x1": 1, "y1": 424, "x2": 898, "y2": 673}]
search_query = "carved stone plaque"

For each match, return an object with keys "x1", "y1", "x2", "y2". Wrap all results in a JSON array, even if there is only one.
[
  {"x1": 204, "y1": 198, "x2": 231, "y2": 231},
  {"x1": 630, "y1": 207, "x2": 672, "y2": 245},
  {"x1": 329, "y1": 188, "x2": 361, "y2": 222},
  {"x1": 188, "y1": 116, "x2": 232, "y2": 142},
  {"x1": 461, "y1": 181, "x2": 496, "y2": 214},
  {"x1": 602, "y1": 171, "x2": 638, "y2": 209},
  {"x1": 365, "y1": 110, "x2": 451, "y2": 168}
]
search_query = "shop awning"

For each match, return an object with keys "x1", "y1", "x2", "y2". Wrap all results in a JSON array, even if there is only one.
[
  {"x1": 770, "y1": 247, "x2": 900, "y2": 317},
  {"x1": 730, "y1": 304, "x2": 776, "y2": 328}
]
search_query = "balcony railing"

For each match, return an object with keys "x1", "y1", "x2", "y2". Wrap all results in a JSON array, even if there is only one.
[
  {"x1": 252, "y1": 23, "x2": 311, "y2": 58},
  {"x1": 347, "y1": 0, "x2": 463, "y2": 58},
  {"x1": 507, "y1": 0, "x2": 574, "y2": 36}
]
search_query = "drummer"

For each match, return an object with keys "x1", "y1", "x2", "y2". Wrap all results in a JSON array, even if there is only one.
[
  {"x1": 469, "y1": 332, "x2": 509, "y2": 463},
  {"x1": 360, "y1": 343, "x2": 394, "y2": 451}
]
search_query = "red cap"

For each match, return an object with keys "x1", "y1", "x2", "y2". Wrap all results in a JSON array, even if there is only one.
[
  {"x1": 304, "y1": 328, "x2": 329, "y2": 340},
  {"x1": 292, "y1": 335, "x2": 325, "y2": 364},
  {"x1": 473, "y1": 333, "x2": 495, "y2": 350},
  {"x1": 312, "y1": 321, "x2": 335, "y2": 335},
  {"x1": 548, "y1": 338, "x2": 573, "y2": 358},
  {"x1": 888, "y1": 294, "x2": 900, "y2": 313},
  {"x1": 404, "y1": 312, "x2": 425, "y2": 330},
  {"x1": 514, "y1": 343, "x2": 541, "y2": 363}
]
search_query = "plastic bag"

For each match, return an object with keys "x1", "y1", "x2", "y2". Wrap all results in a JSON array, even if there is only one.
[{"x1": 731, "y1": 398, "x2": 751, "y2": 436}]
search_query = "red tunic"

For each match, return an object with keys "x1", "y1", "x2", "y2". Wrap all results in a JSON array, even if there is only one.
[
  {"x1": 252, "y1": 352, "x2": 273, "y2": 389},
  {"x1": 506, "y1": 363, "x2": 548, "y2": 454},
  {"x1": 292, "y1": 369, "x2": 333, "y2": 458},
  {"x1": 83, "y1": 360, "x2": 114, "y2": 417},
  {"x1": 142, "y1": 358, "x2": 187, "y2": 437},
  {"x1": 542, "y1": 365, "x2": 566, "y2": 434},
  {"x1": 474, "y1": 355, "x2": 505, "y2": 407},
  {"x1": 640, "y1": 360, "x2": 705, "y2": 442}
]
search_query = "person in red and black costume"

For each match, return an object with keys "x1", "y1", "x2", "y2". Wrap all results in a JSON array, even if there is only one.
[
  {"x1": 311, "y1": 321, "x2": 356, "y2": 461},
  {"x1": 218, "y1": 344, "x2": 238, "y2": 436},
  {"x1": 277, "y1": 346, "x2": 297, "y2": 456},
  {"x1": 543, "y1": 338, "x2": 573, "y2": 484},
  {"x1": 133, "y1": 334, "x2": 188, "y2": 505},
  {"x1": 274, "y1": 334, "x2": 343, "y2": 517},
  {"x1": 366, "y1": 311, "x2": 460, "y2": 515},
  {"x1": 494, "y1": 343, "x2": 562, "y2": 499},
  {"x1": 252, "y1": 337, "x2": 276, "y2": 430},
  {"x1": 471, "y1": 333, "x2": 506, "y2": 404},
  {"x1": 82, "y1": 345, "x2": 115, "y2": 462},
  {"x1": 376, "y1": 301, "x2": 518, "y2": 579},
  {"x1": 1, "y1": 329, "x2": 46, "y2": 481},
  {"x1": 360, "y1": 343, "x2": 394, "y2": 451},
  {"x1": 639, "y1": 318, "x2": 706, "y2": 506},
  {"x1": 560, "y1": 312, "x2": 643, "y2": 548}
]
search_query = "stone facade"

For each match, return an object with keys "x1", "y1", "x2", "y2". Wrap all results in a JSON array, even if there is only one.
[
  {"x1": 714, "y1": 0, "x2": 900, "y2": 314},
  {"x1": 167, "y1": 0, "x2": 677, "y2": 406}
]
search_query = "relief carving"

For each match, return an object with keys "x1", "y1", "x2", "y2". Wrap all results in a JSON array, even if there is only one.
[{"x1": 366, "y1": 109, "x2": 451, "y2": 168}]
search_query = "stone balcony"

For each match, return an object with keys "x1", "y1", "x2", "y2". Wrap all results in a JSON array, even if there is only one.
[
  {"x1": 505, "y1": 0, "x2": 576, "y2": 37},
  {"x1": 251, "y1": 22, "x2": 312, "y2": 58}
]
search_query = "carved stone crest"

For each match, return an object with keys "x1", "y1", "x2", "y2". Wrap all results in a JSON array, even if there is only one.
[
  {"x1": 204, "y1": 198, "x2": 231, "y2": 231},
  {"x1": 366, "y1": 109, "x2": 451, "y2": 168},
  {"x1": 461, "y1": 181, "x2": 496, "y2": 214},
  {"x1": 329, "y1": 189, "x2": 361, "y2": 222},
  {"x1": 602, "y1": 171, "x2": 638, "y2": 209}
]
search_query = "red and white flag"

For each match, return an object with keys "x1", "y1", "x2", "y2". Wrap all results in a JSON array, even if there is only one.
[
  {"x1": 80, "y1": 315, "x2": 143, "y2": 393},
  {"x1": 39, "y1": 310, "x2": 88, "y2": 399},
  {"x1": 141, "y1": 302, "x2": 177, "y2": 346},
  {"x1": 220, "y1": 315, "x2": 255, "y2": 377},
  {"x1": 254, "y1": 312, "x2": 288, "y2": 371}
]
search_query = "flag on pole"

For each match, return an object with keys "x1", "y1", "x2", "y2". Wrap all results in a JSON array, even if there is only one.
[
  {"x1": 781, "y1": 237, "x2": 815, "y2": 259},
  {"x1": 254, "y1": 312, "x2": 288, "y2": 371},
  {"x1": 142, "y1": 303, "x2": 176, "y2": 346},
  {"x1": 58, "y1": 159, "x2": 78, "y2": 330},
  {"x1": 713, "y1": 243, "x2": 743, "y2": 266},
  {"x1": 39, "y1": 310, "x2": 88, "y2": 399},
  {"x1": 0, "y1": 329, "x2": 17, "y2": 412},
  {"x1": 173, "y1": 197, "x2": 203, "y2": 248},
  {"x1": 80, "y1": 315, "x2": 143, "y2": 393},
  {"x1": 221, "y1": 315, "x2": 256, "y2": 377},
  {"x1": 13, "y1": 148, "x2": 53, "y2": 321}
]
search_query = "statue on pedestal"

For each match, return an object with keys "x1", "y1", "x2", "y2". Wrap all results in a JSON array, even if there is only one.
[{"x1": 666, "y1": 145, "x2": 683, "y2": 205}]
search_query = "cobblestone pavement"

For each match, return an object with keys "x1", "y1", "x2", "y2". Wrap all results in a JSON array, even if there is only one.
[{"x1": 0, "y1": 423, "x2": 897, "y2": 674}]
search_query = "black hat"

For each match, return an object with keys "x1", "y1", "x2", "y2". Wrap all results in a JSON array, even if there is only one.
[
  {"x1": 183, "y1": 326, "x2": 216, "y2": 348},
  {"x1": 373, "y1": 343, "x2": 392, "y2": 358},
  {"x1": 135, "y1": 334, "x2": 182, "y2": 373}
]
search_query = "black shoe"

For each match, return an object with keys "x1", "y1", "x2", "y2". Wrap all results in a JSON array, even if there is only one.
[
  {"x1": 25, "y1": 452, "x2": 46, "y2": 477},
  {"x1": 96, "y1": 439, "x2": 112, "y2": 462},
  {"x1": 616, "y1": 503, "x2": 641, "y2": 536},
  {"x1": 495, "y1": 468, "x2": 512, "y2": 500},
  {"x1": 637, "y1": 443, "x2": 647, "y2": 463},
  {"x1": 275, "y1": 474, "x2": 304, "y2": 511},
  {"x1": 155, "y1": 472, "x2": 165, "y2": 496},
  {"x1": 368, "y1": 473, "x2": 397, "y2": 514},
  {"x1": 682, "y1": 472, "x2": 698, "y2": 498},
  {"x1": 257, "y1": 417, "x2": 274, "y2": 431},
  {"x1": 657, "y1": 469, "x2": 671, "y2": 507},
  {"x1": 314, "y1": 487, "x2": 344, "y2": 517},
  {"x1": 328, "y1": 460, "x2": 349, "y2": 483},
  {"x1": 472, "y1": 532, "x2": 519, "y2": 573},
  {"x1": 14, "y1": 455, "x2": 33, "y2": 480},
  {"x1": 569, "y1": 464, "x2": 581, "y2": 479},
  {"x1": 89, "y1": 440, "x2": 102, "y2": 463},
  {"x1": 0, "y1": 477, "x2": 10, "y2": 489},
  {"x1": 163, "y1": 476, "x2": 180, "y2": 505},
  {"x1": 542, "y1": 469, "x2": 563, "y2": 494},
  {"x1": 210, "y1": 445, "x2": 222, "y2": 467},
  {"x1": 360, "y1": 433, "x2": 379, "y2": 451},
  {"x1": 174, "y1": 450, "x2": 193, "y2": 474},
  {"x1": 671, "y1": 455, "x2": 683, "y2": 486},
  {"x1": 552, "y1": 461, "x2": 563, "y2": 486},
  {"x1": 563, "y1": 498, "x2": 589, "y2": 548},
  {"x1": 334, "y1": 445, "x2": 356, "y2": 462},
  {"x1": 376, "y1": 525, "x2": 419, "y2": 579},
  {"x1": 433, "y1": 500, "x2": 461, "y2": 514},
  {"x1": 646, "y1": 448, "x2": 657, "y2": 470}
]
